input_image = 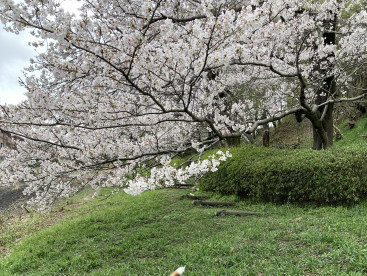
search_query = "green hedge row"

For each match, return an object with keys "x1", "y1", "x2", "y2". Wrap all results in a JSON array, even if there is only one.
[{"x1": 198, "y1": 144, "x2": 367, "y2": 205}]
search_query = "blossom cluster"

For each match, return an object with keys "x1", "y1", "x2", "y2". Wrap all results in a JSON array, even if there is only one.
[
  {"x1": 124, "y1": 150, "x2": 232, "y2": 196},
  {"x1": 0, "y1": 0, "x2": 366, "y2": 210}
]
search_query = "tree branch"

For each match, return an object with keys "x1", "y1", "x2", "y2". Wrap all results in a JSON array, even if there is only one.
[{"x1": 245, "y1": 106, "x2": 305, "y2": 134}]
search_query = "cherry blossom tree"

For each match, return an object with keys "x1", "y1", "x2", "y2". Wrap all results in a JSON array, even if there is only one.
[{"x1": 0, "y1": 0, "x2": 367, "y2": 210}]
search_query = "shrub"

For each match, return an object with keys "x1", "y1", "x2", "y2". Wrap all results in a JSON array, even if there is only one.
[{"x1": 198, "y1": 145, "x2": 367, "y2": 205}]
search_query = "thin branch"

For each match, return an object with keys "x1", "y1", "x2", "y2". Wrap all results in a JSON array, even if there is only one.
[
  {"x1": 317, "y1": 92, "x2": 367, "y2": 108},
  {"x1": 0, "y1": 127, "x2": 82, "y2": 151},
  {"x1": 245, "y1": 106, "x2": 305, "y2": 134}
]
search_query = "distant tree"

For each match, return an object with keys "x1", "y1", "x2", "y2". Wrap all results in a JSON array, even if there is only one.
[{"x1": 0, "y1": 0, "x2": 366, "y2": 210}]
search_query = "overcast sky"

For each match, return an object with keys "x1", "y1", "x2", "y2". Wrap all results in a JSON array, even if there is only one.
[
  {"x1": 0, "y1": 1, "x2": 80, "y2": 105},
  {"x1": 0, "y1": 26, "x2": 35, "y2": 105}
]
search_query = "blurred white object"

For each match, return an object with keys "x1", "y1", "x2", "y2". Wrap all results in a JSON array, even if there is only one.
[{"x1": 170, "y1": 266, "x2": 186, "y2": 276}]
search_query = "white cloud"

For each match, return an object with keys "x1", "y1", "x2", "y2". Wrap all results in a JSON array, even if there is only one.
[
  {"x1": 0, "y1": 27, "x2": 35, "y2": 105},
  {"x1": 0, "y1": 0, "x2": 82, "y2": 105}
]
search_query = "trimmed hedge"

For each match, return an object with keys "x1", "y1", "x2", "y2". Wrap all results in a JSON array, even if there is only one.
[{"x1": 198, "y1": 144, "x2": 367, "y2": 205}]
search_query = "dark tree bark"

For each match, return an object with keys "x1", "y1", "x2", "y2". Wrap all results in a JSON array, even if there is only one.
[
  {"x1": 262, "y1": 110, "x2": 270, "y2": 147},
  {"x1": 310, "y1": 15, "x2": 336, "y2": 150},
  {"x1": 263, "y1": 130, "x2": 270, "y2": 147}
]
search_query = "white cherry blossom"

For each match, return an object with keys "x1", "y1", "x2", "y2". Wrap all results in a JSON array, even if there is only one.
[{"x1": 0, "y1": 0, "x2": 366, "y2": 210}]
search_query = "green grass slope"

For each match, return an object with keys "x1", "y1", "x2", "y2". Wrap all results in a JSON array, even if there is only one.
[
  {"x1": 1, "y1": 117, "x2": 367, "y2": 275},
  {"x1": 334, "y1": 117, "x2": 367, "y2": 148},
  {"x1": 254, "y1": 116, "x2": 313, "y2": 149},
  {"x1": 255, "y1": 114, "x2": 367, "y2": 149},
  {"x1": 1, "y1": 189, "x2": 367, "y2": 275}
]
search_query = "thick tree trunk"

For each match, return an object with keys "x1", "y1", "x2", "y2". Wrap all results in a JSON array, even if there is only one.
[
  {"x1": 312, "y1": 103, "x2": 334, "y2": 150},
  {"x1": 323, "y1": 103, "x2": 335, "y2": 147},
  {"x1": 311, "y1": 15, "x2": 336, "y2": 150},
  {"x1": 312, "y1": 129, "x2": 323, "y2": 150},
  {"x1": 311, "y1": 118, "x2": 329, "y2": 150},
  {"x1": 263, "y1": 130, "x2": 269, "y2": 147},
  {"x1": 262, "y1": 110, "x2": 270, "y2": 147}
]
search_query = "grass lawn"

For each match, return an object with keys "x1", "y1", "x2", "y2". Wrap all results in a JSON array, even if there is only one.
[
  {"x1": 334, "y1": 117, "x2": 367, "y2": 148},
  {"x1": 1, "y1": 188, "x2": 367, "y2": 275}
]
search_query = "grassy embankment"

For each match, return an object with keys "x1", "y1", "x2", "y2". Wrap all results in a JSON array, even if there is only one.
[{"x1": 0, "y1": 118, "x2": 367, "y2": 275}]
